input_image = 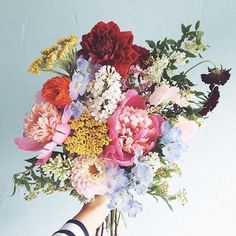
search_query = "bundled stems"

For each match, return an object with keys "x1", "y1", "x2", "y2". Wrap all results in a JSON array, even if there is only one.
[{"x1": 95, "y1": 209, "x2": 120, "y2": 236}]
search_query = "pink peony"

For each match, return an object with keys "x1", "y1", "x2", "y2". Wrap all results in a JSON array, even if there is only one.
[
  {"x1": 149, "y1": 84, "x2": 189, "y2": 107},
  {"x1": 101, "y1": 90, "x2": 164, "y2": 166},
  {"x1": 176, "y1": 116, "x2": 199, "y2": 142},
  {"x1": 15, "y1": 102, "x2": 70, "y2": 165}
]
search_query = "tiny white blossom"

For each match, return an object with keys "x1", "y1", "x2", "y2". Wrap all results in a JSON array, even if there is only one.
[
  {"x1": 169, "y1": 51, "x2": 187, "y2": 65},
  {"x1": 140, "y1": 152, "x2": 163, "y2": 172},
  {"x1": 184, "y1": 42, "x2": 207, "y2": 55},
  {"x1": 86, "y1": 65, "x2": 123, "y2": 121},
  {"x1": 144, "y1": 55, "x2": 169, "y2": 83}
]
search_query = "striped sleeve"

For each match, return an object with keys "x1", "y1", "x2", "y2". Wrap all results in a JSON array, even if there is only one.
[{"x1": 52, "y1": 219, "x2": 89, "y2": 236}]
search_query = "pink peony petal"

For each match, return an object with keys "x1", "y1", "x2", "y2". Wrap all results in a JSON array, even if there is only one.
[
  {"x1": 15, "y1": 136, "x2": 46, "y2": 151},
  {"x1": 61, "y1": 104, "x2": 71, "y2": 124},
  {"x1": 52, "y1": 124, "x2": 70, "y2": 144},
  {"x1": 36, "y1": 142, "x2": 57, "y2": 165}
]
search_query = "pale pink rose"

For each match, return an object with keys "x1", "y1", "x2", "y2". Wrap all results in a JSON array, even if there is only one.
[
  {"x1": 176, "y1": 116, "x2": 199, "y2": 142},
  {"x1": 101, "y1": 90, "x2": 164, "y2": 166},
  {"x1": 71, "y1": 156, "x2": 108, "y2": 199},
  {"x1": 149, "y1": 84, "x2": 188, "y2": 107}
]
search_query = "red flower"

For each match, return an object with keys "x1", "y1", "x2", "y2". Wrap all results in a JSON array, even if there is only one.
[
  {"x1": 42, "y1": 76, "x2": 72, "y2": 107},
  {"x1": 78, "y1": 21, "x2": 139, "y2": 78},
  {"x1": 132, "y1": 44, "x2": 150, "y2": 67}
]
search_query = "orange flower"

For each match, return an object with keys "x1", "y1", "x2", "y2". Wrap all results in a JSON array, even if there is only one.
[{"x1": 42, "y1": 76, "x2": 72, "y2": 107}]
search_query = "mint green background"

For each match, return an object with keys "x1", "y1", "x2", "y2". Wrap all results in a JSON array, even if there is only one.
[{"x1": 0, "y1": 0, "x2": 236, "y2": 235}]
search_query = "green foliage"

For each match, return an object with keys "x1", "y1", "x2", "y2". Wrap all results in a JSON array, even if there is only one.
[{"x1": 11, "y1": 152, "x2": 80, "y2": 201}]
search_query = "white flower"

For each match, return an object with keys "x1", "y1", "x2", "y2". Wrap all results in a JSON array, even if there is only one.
[
  {"x1": 144, "y1": 55, "x2": 169, "y2": 83},
  {"x1": 86, "y1": 65, "x2": 123, "y2": 121},
  {"x1": 169, "y1": 51, "x2": 187, "y2": 65},
  {"x1": 70, "y1": 155, "x2": 108, "y2": 199},
  {"x1": 42, "y1": 154, "x2": 74, "y2": 181},
  {"x1": 140, "y1": 152, "x2": 162, "y2": 172},
  {"x1": 184, "y1": 42, "x2": 207, "y2": 55}
]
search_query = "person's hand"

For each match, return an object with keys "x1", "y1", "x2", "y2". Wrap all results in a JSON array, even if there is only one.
[{"x1": 73, "y1": 195, "x2": 110, "y2": 234}]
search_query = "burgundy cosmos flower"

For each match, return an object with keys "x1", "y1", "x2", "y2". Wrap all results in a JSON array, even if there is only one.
[
  {"x1": 78, "y1": 21, "x2": 139, "y2": 78},
  {"x1": 200, "y1": 86, "x2": 220, "y2": 116},
  {"x1": 201, "y1": 67, "x2": 231, "y2": 86}
]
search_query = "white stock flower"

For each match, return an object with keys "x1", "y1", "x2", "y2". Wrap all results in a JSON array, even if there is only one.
[
  {"x1": 169, "y1": 51, "x2": 187, "y2": 65},
  {"x1": 86, "y1": 65, "x2": 123, "y2": 121},
  {"x1": 144, "y1": 55, "x2": 169, "y2": 83}
]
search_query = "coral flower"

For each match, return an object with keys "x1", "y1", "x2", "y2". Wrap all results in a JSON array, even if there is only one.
[
  {"x1": 101, "y1": 90, "x2": 164, "y2": 166},
  {"x1": 42, "y1": 76, "x2": 72, "y2": 107}
]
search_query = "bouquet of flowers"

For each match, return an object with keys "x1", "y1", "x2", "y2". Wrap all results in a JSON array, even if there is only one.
[{"x1": 12, "y1": 21, "x2": 231, "y2": 236}]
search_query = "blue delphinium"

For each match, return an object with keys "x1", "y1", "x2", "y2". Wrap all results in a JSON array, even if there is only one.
[
  {"x1": 160, "y1": 121, "x2": 187, "y2": 162},
  {"x1": 106, "y1": 149, "x2": 154, "y2": 217},
  {"x1": 69, "y1": 56, "x2": 101, "y2": 100},
  {"x1": 62, "y1": 100, "x2": 83, "y2": 121}
]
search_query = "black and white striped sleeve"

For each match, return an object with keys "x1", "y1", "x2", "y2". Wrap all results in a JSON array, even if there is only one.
[{"x1": 52, "y1": 219, "x2": 89, "y2": 236}]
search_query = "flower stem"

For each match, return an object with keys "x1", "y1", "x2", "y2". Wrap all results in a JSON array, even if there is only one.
[
  {"x1": 110, "y1": 210, "x2": 114, "y2": 236},
  {"x1": 184, "y1": 60, "x2": 217, "y2": 75}
]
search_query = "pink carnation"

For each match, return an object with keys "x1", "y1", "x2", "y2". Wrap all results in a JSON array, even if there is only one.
[{"x1": 101, "y1": 90, "x2": 164, "y2": 166}]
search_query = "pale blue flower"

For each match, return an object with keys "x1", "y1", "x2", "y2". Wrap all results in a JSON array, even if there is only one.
[
  {"x1": 131, "y1": 162, "x2": 154, "y2": 195},
  {"x1": 69, "y1": 56, "x2": 101, "y2": 100},
  {"x1": 63, "y1": 101, "x2": 83, "y2": 120},
  {"x1": 106, "y1": 165, "x2": 129, "y2": 195},
  {"x1": 69, "y1": 73, "x2": 90, "y2": 100},
  {"x1": 160, "y1": 121, "x2": 187, "y2": 162},
  {"x1": 76, "y1": 56, "x2": 101, "y2": 80},
  {"x1": 162, "y1": 142, "x2": 183, "y2": 162},
  {"x1": 124, "y1": 199, "x2": 143, "y2": 217}
]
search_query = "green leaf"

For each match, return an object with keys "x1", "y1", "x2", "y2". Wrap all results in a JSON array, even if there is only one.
[
  {"x1": 24, "y1": 180, "x2": 31, "y2": 192},
  {"x1": 11, "y1": 176, "x2": 17, "y2": 197},
  {"x1": 25, "y1": 156, "x2": 37, "y2": 164},
  {"x1": 185, "y1": 51, "x2": 197, "y2": 58},
  {"x1": 195, "y1": 20, "x2": 200, "y2": 30},
  {"x1": 166, "y1": 39, "x2": 176, "y2": 45},
  {"x1": 181, "y1": 24, "x2": 186, "y2": 34},
  {"x1": 160, "y1": 195, "x2": 174, "y2": 211},
  {"x1": 145, "y1": 40, "x2": 156, "y2": 49}
]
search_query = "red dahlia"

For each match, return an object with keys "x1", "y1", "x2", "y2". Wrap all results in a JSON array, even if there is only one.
[
  {"x1": 132, "y1": 44, "x2": 150, "y2": 68},
  {"x1": 78, "y1": 21, "x2": 139, "y2": 78}
]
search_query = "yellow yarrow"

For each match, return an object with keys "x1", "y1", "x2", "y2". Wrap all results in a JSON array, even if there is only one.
[
  {"x1": 64, "y1": 113, "x2": 110, "y2": 157},
  {"x1": 28, "y1": 35, "x2": 78, "y2": 75}
]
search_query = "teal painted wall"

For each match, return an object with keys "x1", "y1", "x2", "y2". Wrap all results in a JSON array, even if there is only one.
[{"x1": 0, "y1": 0, "x2": 235, "y2": 235}]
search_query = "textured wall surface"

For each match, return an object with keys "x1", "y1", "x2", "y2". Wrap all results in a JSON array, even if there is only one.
[{"x1": 0, "y1": 0, "x2": 236, "y2": 235}]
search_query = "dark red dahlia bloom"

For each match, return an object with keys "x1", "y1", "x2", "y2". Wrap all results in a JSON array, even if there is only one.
[
  {"x1": 132, "y1": 44, "x2": 150, "y2": 67},
  {"x1": 201, "y1": 67, "x2": 231, "y2": 86},
  {"x1": 200, "y1": 86, "x2": 220, "y2": 116},
  {"x1": 77, "y1": 21, "x2": 139, "y2": 78}
]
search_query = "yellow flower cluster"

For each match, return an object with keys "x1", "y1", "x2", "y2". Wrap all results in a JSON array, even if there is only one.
[
  {"x1": 64, "y1": 113, "x2": 110, "y2": 157},
  {"x1": 28, "y1": 35, "x2": 78, "y2": 75}
]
